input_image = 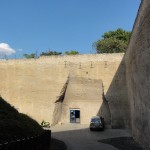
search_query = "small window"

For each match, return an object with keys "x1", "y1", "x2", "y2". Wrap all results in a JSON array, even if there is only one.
[{"x1": 70, "y1": 109, "x2": 80, "y2": 123}]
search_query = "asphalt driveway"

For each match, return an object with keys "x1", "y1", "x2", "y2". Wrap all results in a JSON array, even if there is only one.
[{"x1": 51, "y1": 124, "x2": 131, "y2": 150}]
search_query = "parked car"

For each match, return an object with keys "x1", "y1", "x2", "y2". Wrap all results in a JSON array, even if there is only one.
[{"x1": 90, "y1": 116, "x2": 104, "y2": 131}]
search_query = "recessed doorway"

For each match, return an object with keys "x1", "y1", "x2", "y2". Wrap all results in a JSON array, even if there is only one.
[{"x1": 70, "y1": 109, "x2": 80, "y2": 123}]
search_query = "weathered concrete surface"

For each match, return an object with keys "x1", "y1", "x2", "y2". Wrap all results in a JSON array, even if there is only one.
[
  {"x1": 0, "y1": 60, "x2": 68, "y2": 124},
  {"x1": 125, "y1": 0, "x2": 150, "y2": 149},
  {"x1": 52, "y1": 77, "x2": 69, "y2": 126},
  {"x1": 61, "y1": 77, "x2": 103, "y2": 124},
  {"x1": 51, "y1": 124, "x2": 131, "y2": 150},
  {"x1": 0, "y1": 54, "x2": 129, "y2": 128},
  {"x1": 106, "y1": 58, "x2": 129, "y2": 128}
]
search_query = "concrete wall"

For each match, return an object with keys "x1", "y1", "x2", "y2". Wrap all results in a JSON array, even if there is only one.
[
  {"x1": 0, "y1": 54, "x2": 128, "y2": 127},
  {"x1": 125, "y1": 0, "x2": 150, "y2": 149},
  {"x1": 61, "y1": 77, "x2": 103, "y2": 124},
  {"x1": 106, "y1": 57, "x2": 129, "y2": 128},
  {"x1": 0, "y1": 59, "x2": 68, "y2": 124}
]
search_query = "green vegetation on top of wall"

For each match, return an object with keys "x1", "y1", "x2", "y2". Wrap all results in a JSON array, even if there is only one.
[
  {"x1": 94, "y1": 28, "x2": 131, "y2": 53},
  {"x1": 0, "y1": 97, "x2": 43, "y2": 143},
  {"x1": 23, "y1": 53, "x2": 36, "y2": 59},
  {"x1": 40, "y1": 50, "x2": 62, "y2": 56},
  {"x1": 65, "y1": 50, "x2": 79, "y2": 55}
]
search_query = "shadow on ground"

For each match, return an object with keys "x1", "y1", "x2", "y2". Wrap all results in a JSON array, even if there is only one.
[
  {"x1": 99, "y1": 137, "x2": 143, "y2": 150},
  {"x1": 50, "y1": 138, "x2": 67, "y2": 150}
]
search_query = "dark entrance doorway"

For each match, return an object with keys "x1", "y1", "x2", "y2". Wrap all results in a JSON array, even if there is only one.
[{"x1": 70, "y1": 109, "x2": 80, "y2": 123}]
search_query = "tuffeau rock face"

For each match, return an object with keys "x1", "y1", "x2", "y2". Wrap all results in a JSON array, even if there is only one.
[
  {"x1": 125, "y1": 0, "x2": 150, "y2": 149},
  {"x1": 0, "y1": 54, "x2": 129, "y2": 128},
  {"x1": 1, "y1": 1, "x2": 150, "y2": 149}
]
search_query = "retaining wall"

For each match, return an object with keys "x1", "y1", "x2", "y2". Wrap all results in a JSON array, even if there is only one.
[
  {"x1": 0, "y1": 130, "x2": 51, "y2": 150},
  {"x1": 125, "y1": 0, "x2": 150, "y2": 149},
  {"x1": 0, "y1": 53, "x2": 129, "y2": 128}
]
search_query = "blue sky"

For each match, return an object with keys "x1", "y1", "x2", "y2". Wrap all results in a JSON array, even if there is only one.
[{"x1": 0, "y1": 0, "x2": 141, "y2": 58}]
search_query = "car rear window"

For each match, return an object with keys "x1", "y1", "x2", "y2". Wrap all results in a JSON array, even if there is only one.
[{"x1": 91, "y1": 118, "x2": 100, "y2": 122}]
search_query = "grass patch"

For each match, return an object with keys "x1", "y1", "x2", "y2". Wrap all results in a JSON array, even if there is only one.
[{"x1": 0, "y1": 97, "x2": 43, "y2": 143}]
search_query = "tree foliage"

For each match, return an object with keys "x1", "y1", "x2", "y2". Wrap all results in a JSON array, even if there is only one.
[
  {"x1": 95, "y1": 28, "x2": 131, "y2": 53},
  {"x1": 40, "y1": 50, "x2": 62, "y2": 56},
  {"x1": 23, "y1": 53, "x2": 36, "y2": 58},
  {"x1": 65, "y1": 50, "x2": 79, "y2": 55}
]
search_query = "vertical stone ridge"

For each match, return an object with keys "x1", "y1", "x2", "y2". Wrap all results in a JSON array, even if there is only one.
[
  {"x1": 55, "y1": 76, "x2": 69, "y2": 103},
  {"x1": 51, "y1": 76, "x2": 69, "y2": 126}
]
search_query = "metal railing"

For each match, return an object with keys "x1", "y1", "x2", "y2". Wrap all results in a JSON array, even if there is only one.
[{"x1": 0, "y1": 130, "x2": 51, "y2": 150}]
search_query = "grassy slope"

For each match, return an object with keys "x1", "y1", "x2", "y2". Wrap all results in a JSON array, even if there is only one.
[{"x1": 0, "y1": 97, "x2": 43, "y2": 143}]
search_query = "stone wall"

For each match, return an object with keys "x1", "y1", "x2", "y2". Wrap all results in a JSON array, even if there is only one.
[
  {"x1": 125, "y1": 0, "x2": 150, "y2": 149},
  {"x1": 0, "y1": 53, "x2": 128, "y2": 128},
  {"x1": 0, "y1": 60, "x2": 68, "y2": 124},
  {"x1": 61, "y1": 77, "x2": 103, "y2": 124}
]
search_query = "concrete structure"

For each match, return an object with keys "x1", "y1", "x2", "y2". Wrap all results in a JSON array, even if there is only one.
[
  {"x1": 125, "y1": 0, "x2": 150, "y2": 149},
  {"x1": 1, "y1": 0, "x2": 150, "y2": 149},
  {"x1": 61, "y1": 77, "x2": 103, "y2": 124},
  {"x1": 0, "y1": 54, "x2": 129, "y2": 128}
]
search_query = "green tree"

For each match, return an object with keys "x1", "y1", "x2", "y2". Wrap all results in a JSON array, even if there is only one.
[
  {"x1": 23, "y1": 53, "x2": 36, "y2": 58},
  {"x1": 94, "y1": 28, "x2": 131, "y2": 53},
  {"x1": 65, "y1": 50, "x2": 79, "y2": 55},
  {"x1": 40, "y1": 50, "x2": 62, "y2": 56}
]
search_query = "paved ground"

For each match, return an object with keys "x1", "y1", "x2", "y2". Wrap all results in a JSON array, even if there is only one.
[
  {"x1": 50, "y1": 138, "x2": 67, "y2": 150},
  {"x1": 99, "y1": 137, "x2": 143, "y2": 150},
  {"x1": 51, "y1": 124, "x2": 132, "y2": 150}
]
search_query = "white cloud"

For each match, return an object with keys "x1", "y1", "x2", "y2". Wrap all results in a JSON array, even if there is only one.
[{"x1": 0, "y1": 43, "x2": 16, "y2": 56}]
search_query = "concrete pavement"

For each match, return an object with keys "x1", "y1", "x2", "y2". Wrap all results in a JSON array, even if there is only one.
[{"x1": 51, "y1": 124, "x2": 131, "y2": 150}]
